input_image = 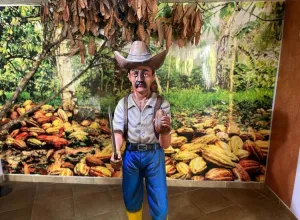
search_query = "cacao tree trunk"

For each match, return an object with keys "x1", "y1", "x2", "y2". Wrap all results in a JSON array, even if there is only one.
[
  {"x1": 55, "y1": 29, "x2": 76, "y2": 112},
  {"x1": 229, "y1": 37, "x2": 237, "y2": 121},
  {"x1": 166, "y1": 56, "x2": 171, "y2": 93},
  {"x1": 155, "y1": 75, "x2": 163, "y2": 94}
]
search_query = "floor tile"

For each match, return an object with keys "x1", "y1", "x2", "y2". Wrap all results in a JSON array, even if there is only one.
[
  {"x1": 73, "y1": 184, "x2": 109, "y2": 198},
  {"x1": 0, "y1": 205, "x2": 32, "y2": 220},
  {"x1": 254, "y1": 189, "x2": 269, "y2": 197},
  {"x1": 237, "y1": 196, "x2": 290, "y2": 220},
  {"x1": 180, "y1": 186, "x2": 202, "y2": 192},
  {"x1": 108, "y1": 184, "x2": 122, "y2": 189},
  {"x1": 35, "y1": 183, "x2": 73, "y2": 202},
  {"x1": 109, "y1": 186, "x2": 123, "y2": 201},
  {"x1": 3, "y1": 182, "x2": 37, "y2": 191},
  {"x1": 74, "y1": 190, "x2": 122, "y2": 219},
  {"x1": 80, "y1": 211, "x2": 120, "y2": 220},
  {"x1": 168, "y1": 193, "x2": 203, "y2": 220},
  {"x1": 168, "y1": 186, "x2": 184, "y2": 197},
  {"x1": 205, "y1": 205, "x2": 254, "y2": 220},
  {"x1": 218, "y1": 188, "x2": 263, "y2": 204},
  {"x1": 0, "y1": 183, "x2": 36, "y2": 213},
  {"x1": 186, "y1": 188, "x2": 234, "y2": 214},
  {"x1": 32, "y1": 197, "x2": 75, "y2": 220}
]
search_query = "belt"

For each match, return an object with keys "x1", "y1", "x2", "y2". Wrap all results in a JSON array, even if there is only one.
[{"x1": 126, "y1": 143, "x2": 161, "y2": 151}]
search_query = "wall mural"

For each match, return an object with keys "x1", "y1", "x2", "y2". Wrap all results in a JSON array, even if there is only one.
[{"x1": 0, "y1": 2, "x2": 285, "y2": 182}]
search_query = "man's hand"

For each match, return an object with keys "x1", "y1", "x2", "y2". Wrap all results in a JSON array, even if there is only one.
[
  {"x1": 160, "y1": 115, "x2": 171, "y2": 135},
  {"x1": 154, "y1": 109, "x2": 171, "y2": 135},
  {"x1": 110, "y1": 151, "x2": 122, "y2": 171}
]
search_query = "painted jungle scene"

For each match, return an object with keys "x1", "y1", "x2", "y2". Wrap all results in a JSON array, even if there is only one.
[{"x1": 0, "y1": 1, "x2": 285, "y2": 182}]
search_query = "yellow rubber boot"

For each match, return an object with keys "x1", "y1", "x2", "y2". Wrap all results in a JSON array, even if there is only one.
[{"x1": 126, "y1": 207, "x2": 143, "y2": 220}]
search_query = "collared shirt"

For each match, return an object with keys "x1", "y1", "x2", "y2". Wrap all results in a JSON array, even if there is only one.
[{"x1": 113, "y1": 92, "x2": 171, "y2": 144}]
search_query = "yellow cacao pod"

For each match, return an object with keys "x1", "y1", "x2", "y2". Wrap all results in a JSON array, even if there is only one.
[
  {"x1": 176, "y1": 162, "x2": 190, "y2": 174},
  {"x1": 189, "y1": 157, "x2": 207, "y2": 174}
]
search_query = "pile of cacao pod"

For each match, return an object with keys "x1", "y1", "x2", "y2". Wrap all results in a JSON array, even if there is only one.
[
  {"x1": 164, "y1": 115, "x2": 270, "y2": 182},
  {"x1": 0, "y1": 100, "x2": 270, "y2": 182},
  {"x1": 0, "y1": 100, "x2": 123, "y2": 178}
]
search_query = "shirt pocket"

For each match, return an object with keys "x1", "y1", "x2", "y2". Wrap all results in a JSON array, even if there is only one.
[{"x1": 145, "y1": 112, "x2": 154, "y2": 128}]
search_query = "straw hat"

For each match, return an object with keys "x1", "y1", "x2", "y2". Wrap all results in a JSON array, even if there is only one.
[{"x1": 114, "y1": 41, "x2": 167, "y2": 71}]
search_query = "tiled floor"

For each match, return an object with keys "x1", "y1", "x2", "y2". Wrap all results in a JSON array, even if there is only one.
[{"x1": 0, "y1": 182, "x2": 292, "y2": 220}]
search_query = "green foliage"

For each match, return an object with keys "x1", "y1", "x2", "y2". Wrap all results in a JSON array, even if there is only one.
[
  {"x1": 165, "y1": 88, "x2": 273, "y2": 113},
  {"x1": 0, "y1": 6, "x2": 58, "y2": 103}
]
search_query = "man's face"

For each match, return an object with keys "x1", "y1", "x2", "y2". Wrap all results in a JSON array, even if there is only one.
[{"x1": 128, "y1": 66, "x2": 155, "y2": 93}]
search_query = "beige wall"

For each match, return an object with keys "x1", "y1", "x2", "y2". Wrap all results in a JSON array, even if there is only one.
[{"x1": 266, "y1": 0, "x2": 300, "y2": 208}]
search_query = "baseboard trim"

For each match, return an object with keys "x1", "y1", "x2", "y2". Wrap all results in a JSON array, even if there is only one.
[
  {"x1": 264, "y1": 186, "x2": 298, "y2": 220},
  {"x1": 3, "y1": 174, "x2": 264, "y2": 188}
]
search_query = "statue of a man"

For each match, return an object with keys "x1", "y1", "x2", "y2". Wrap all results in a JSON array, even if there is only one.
[{"x1": 110, "y1": 41, "x2": 171, "y2": 220}]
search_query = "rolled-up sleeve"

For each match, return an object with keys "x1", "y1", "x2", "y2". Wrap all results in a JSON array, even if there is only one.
[{"x1": 113, "y1": 98, "x2": 125, "y2": 133}]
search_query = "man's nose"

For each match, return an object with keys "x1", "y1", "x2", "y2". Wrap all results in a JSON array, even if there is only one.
[{"x1": 136, "y1": 71, "x2": 145, "y2": 81}]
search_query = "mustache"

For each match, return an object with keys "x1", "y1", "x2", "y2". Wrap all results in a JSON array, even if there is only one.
[{"x1": 135, "y1": 81, "x2": 147, "y2": 88}]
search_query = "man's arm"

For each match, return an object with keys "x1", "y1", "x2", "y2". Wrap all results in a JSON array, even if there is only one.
[
  {"x1": 110, "y1": 99, "x2": 125, "y2": 169},
  {"x1": 158, "y1": 99, "x2": 171, "y2": 148},
  {"x1": 159, "y1": 132, "x2": 171, "y2": 149}
]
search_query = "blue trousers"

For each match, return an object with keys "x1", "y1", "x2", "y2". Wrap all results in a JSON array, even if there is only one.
[{"x1": 122, "y1": 145, "x2": 168, "y2": 220}]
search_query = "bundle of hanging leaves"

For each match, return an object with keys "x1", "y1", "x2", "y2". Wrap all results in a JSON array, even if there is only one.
[{"x1": 41, "y1": 0, "x2": 203, "y2": 61}]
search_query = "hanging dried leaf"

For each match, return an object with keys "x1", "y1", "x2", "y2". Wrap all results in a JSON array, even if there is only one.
[
  {"x1": 63, "y1": 5, "x2": 70, "y2": 22},
  {"x1": 78, "y1": 0, "x2": 86, "y2": 9},
  {"x1": 62, "y1": 23, "x2": 69, "y2": 37},
  {"x1": 53, "y1": 11, "x2": 60, "y2": 23},
  {"x1": 121, "y1": 27, "x2": 127, "y2": 41},
  {"x1": 195, "y1": 32, "x2": 200, "y2": 46},
  {"x1": 144, "y1": 31, "x2": 150, "y2": 45},
  {"x1": 90, "y1": 22, "x2": 99, "y2": 36},
  {"x1": 126, "y1": 27, "x2": 133, "y2": 42},
  {"x1": 86, "y1": 18, "x2": 91, "y2": 32},
  {"x1": 178, "y1": 38, "x2": 185, "y2": 48},
  {"x1": 69, "y1": 44, "x2": 80, "y2": 56},
  {"x1": 194, "y1": 10, "x2": 202, "y2": 33},
  {"x1": 79, "y1": 10, "x2": 85, "y2": 17},
  {"x1": 93, "y1": 14, "x2": 100, "y2": 23},
  {"x1": 67, "y1": 25, "x2": 75, "y2": 45},
  {"x1": 130, "y1": 0, "x2": 137, "y2": 11},
  {"x1": 185, "y1": 3, "x2": 197, "y2": 17},
  {"x1": 73, "y1": 15, "x2": 79, "y2": 26},
  {"x1": 80, "y1": 50, "x2": 85, "y2": 63},
  {"x1": 79, "y1": 18, "x2": 85, "y2": 35},
  {"x1": 88, "y1": 37, "x2": 96, "y2": 56},
  {"x1": 172, "y1": 4, "x2": 183, "y2": 25},
  {"x1": 119, "y1": 0, "x2": 126, "y2": 12},
  {"x1": 137, "y1": 0, "x2": 143, "y2": 20},
  {"x1": 127, "y1": 8, "x2": 136, "y2": 23},
  {"x1": 165, "y1": 25, "x2": 172, "y2": 49},
  {"x1": 58, "y1": 0, "x2": 66, "y2": 12},
  {"x1": 78, "y1": 39, "x2": 86, "y2": 64},
  {"x1": 100, "y1": 2, "x2": 105, "y2": 16},
  {"x1": 71, "y1": 1, "x2": 77, "y2": 15},
  {"x1": 44, "y1": 4, "x2": 49, "y2": 15},
  {"x1": 148, "y1": 21, "x2": 157, "y2": 31},
  {"x1": 103, "y1": 0, "x2": 111, "y2": 10},
  {"x1": 114, "y1": 13, "x2": 123, "y2": 27},
  {"x1": 104, "y1": 5, "x2": 111, "y2": 20},
  {"x1": 141, "y1": 0, "x2": 147, "y2": 20},
  {"x1": 137, "y1": 24, "x2": 145, "y2": 41},
  {"x1": 182, "y1": 15, "x2": 188, "y2": 38},
  {"x1": 156, "y1": 19, "x2": 164, "y2": 47}
]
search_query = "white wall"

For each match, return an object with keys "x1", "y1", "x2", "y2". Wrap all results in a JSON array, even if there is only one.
[{"x1": 291, "y1": 149, "x2": 300, "y2": 219}]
